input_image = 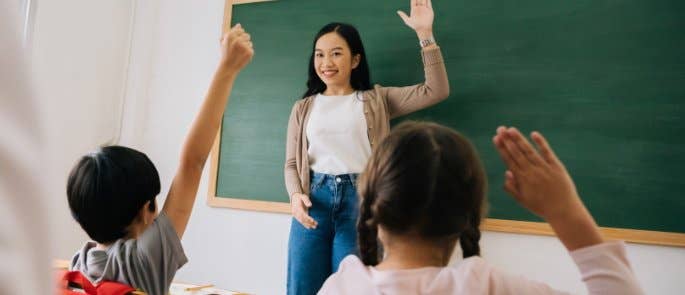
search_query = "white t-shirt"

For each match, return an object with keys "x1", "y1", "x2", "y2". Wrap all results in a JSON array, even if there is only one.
[{"x1": 306, "y1": 91, "x2": 372, "y2": 175}]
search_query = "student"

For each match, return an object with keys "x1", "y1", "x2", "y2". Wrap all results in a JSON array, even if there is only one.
[
  {"x1": 284, "y1": 0, "x2": 448, "y2": 293},
  {"x1": 66, "y1": 24, "x2": 253, "y2": 295},
  {"x1": 318, "y1": 122, "x2": 644, "y2": 294}
]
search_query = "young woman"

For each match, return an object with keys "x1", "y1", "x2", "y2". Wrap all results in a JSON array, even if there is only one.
[
  {"x1": 283, "y1": 0, "x2": 449, "y2": 293},
  {"x1": 318, "y1": 122, "x2": 644, "y2": 294}
]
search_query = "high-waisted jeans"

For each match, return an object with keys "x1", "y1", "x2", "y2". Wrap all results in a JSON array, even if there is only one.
[{"x1": 287, "y1": 171, "x2": 360, "y2": 295}]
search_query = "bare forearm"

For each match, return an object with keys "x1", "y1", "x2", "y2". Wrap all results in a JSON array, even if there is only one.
[
  {"x1": 163, "y1": 24, "x2": 253, "y2": 238},
  {"x1": 164, "y1": 67, "x2": 238, "y2": 237},
  {"x1": 547, "y1": 205, "x2": 605, "y2": 251},
  {"x1": 180, "y1": 67, "x2": 238, "y2": 168}
]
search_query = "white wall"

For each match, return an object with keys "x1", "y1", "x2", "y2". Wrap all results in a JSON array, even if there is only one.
[
  {"x1": 106, "y1": 0, "x2": 685, "y2": 294},
  {"x1": 31, "y1": 0, "x2": 135, "y2": 259}
]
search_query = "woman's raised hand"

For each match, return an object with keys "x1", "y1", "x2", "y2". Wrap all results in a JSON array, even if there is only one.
[{"x1": 397, "y1": 0, "x2": 434, "y2": 38}]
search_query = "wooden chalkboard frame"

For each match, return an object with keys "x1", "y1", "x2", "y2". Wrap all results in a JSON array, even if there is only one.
[
  {"x1": 207, "y1": 0, "x2": 290, "y2": 214},
  {"x1": 208, "y1": 0, "x2": 685, "y2": 247}
]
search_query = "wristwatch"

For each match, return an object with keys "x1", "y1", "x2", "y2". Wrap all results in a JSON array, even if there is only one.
[{"x1": 419, "y1": 37, "x2": 435, "y2": 48}]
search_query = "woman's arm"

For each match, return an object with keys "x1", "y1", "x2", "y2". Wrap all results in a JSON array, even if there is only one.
[
  {"x1": 284, "y1": 103, "x2": 303, "y2": 197},
  {"x1": 386, "y1": 0, "x2": 449, "y2": 118},
  {"x1": 284, "y1": 102, "x2": 318, "y2": 229}
]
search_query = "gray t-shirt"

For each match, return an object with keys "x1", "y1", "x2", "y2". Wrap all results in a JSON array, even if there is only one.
[{"x1": 70, "y1": 212, "x2": 187, "y2": 295}]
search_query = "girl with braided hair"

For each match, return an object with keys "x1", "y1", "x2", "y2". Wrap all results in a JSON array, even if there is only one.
[{"x1": 319, "y1": 122, "x2": 643, "y2": 294}]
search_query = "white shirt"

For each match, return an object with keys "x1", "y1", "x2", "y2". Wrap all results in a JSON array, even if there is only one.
[
  {"x1": 318, "y1": 242, "x2": 644, "y2": 295},
  {"x1": 306, "y1": 91, "x2": 372, "y2": 175}
]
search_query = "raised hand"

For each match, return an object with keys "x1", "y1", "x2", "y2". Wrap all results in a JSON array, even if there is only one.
[
  {"x1": 163, "y1": 24, "x2": 253, "y2": 239},
  {"x1": 291, "y1": 193, "x2": 318, "y2": 229},
  {"x1": 492, "y1": 127, "x2": 580, "y2": 220},
  {"x1": 219, "y1": 23, "x2": 254, "y2": 73},
  {"x1": 493, "y1": 127, "x2": 604, "y2": 250},
  {"x1": 397, "y1": 0, "x2": 434, "y2": 37}
]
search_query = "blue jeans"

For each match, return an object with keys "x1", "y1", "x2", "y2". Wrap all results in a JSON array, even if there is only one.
[{"x1": 287, "y1": 171, "x2": 360, "y2": 295}]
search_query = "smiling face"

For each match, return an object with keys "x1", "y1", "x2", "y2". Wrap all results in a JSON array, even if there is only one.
[{"x1": 314, "y1": 32, "x2": 361, "y2": 93}]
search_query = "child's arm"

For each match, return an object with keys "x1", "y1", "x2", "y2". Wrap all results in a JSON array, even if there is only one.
[
  {"x1": 493, "y1": 128, "x2": 644, "y2": 294},
  {"x1": 162, "y1": 24, "x2": 254, "y2": 238},
  {"x1": 492, "y1": 127, "x2": 603, "y2": 250}
]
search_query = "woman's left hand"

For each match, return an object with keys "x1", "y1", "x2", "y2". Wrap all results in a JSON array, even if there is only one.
[{"x1": 397, "y1": 0, "x2": 434, "y2": 37}]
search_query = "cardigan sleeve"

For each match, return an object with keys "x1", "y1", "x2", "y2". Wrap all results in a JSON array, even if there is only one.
[
  {"x1": 382, "y1": 46, "x2": 450, "y2": 119},
  {"x1": 284, "y1": 101, "x2": 304, "y2": 198}
]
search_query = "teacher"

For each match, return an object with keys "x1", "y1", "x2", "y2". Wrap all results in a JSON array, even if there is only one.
[{"x1": 284, "y1": 0, "x2": 449, "y2": 294}]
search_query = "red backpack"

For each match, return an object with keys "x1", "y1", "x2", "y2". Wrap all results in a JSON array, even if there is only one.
[{"x1": 58, "y1": 270, "x2": 146, "y2": 295}]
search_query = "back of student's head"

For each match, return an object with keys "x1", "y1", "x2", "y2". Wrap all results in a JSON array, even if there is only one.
[
  {"x1": 357, "y1": 121, "x2": 487, "y2": 265},
  {"x1": 67, "y1": 146, "x2": 160, "y2": 244}
]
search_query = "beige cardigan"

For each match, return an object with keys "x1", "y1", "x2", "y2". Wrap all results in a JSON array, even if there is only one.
[{"x1": 284, "y1": 47, "x2": 450, "y2": 198}]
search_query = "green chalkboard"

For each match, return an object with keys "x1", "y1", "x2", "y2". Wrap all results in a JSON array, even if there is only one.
[{"x1": 211, "y1": 0, "x2": 685, "y2": 244}]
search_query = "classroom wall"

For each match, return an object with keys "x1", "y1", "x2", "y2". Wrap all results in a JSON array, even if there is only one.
[
  {"x1": 30, "y1": 0, "x2": 135, "y2": 259},
  {"x1": 117, "y1": 1, "x2": 685, "y2": 294}
]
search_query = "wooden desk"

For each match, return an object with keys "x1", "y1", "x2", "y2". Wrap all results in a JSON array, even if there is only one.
[{"x1": 169, "y1": 283, "x2": 249, "y2": 295}]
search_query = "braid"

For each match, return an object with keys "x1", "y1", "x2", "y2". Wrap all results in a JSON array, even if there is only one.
[
  {"x1": 357, "y1": 190, "x2": 379, "y2": 265},
  {"x1": 459, "y1": 214, "x2": 482, "y2": 258}
]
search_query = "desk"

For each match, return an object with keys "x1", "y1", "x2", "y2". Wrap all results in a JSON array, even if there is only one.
[{"x1": 170, "y1": 283, "x2": 248, "y2": 295}]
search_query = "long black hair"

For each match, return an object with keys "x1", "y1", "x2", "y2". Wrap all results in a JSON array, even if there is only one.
[
  {"x1": 357, "y1": 122, "x2": 488, "y2": 266},
  {"x1": 301, "y1": 22, "x2": 372, "y2": 98}
]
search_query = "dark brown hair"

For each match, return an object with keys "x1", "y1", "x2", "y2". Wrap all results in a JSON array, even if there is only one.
[{"x1": 357, "y1": 121, "x2": 487, "y2": 265}]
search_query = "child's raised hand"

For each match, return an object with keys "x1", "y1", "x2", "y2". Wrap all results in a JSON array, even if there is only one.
[
  {"x1": 493, "y1": 127, "x2": 605, "y2": 250},
  {"x1": 219, "y1": 23, "x2": 254, "y2": 72},
  {"x1": 492, "y1": 127, "x2": 584, "y2": 223}
]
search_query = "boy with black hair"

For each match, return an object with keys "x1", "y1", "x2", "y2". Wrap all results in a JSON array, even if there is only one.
[{"x1": 67, "y1": 24, "x2": 253, "y2": 295}]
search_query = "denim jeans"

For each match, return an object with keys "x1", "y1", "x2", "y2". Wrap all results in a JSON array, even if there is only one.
[{"x1": 287, "y1": 171, "x2": 360, "y2": 295}]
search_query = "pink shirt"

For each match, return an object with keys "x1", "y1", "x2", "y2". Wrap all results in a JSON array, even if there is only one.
[{"x1": 318, "y1": 241, "x2": 643, "y2": 295}]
